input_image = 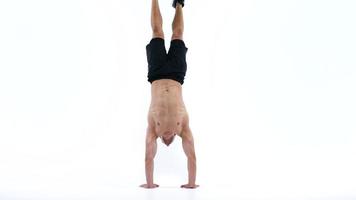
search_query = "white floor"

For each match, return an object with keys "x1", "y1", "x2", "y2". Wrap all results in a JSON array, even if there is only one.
[
  {"x1": 1, "y1": 186, "x2": 355, "y2": 200},
  {"x1": 1, "y1": 185, "x2": 356, "y2": 200},
  {"x1": 1, "y1": 166, "x2": 356, "y2": 200}
]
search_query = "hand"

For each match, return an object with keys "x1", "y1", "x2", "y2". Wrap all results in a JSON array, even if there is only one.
[
  {"x1": 139, "y1": 183, "x2": 159, "y2": 189},
  {"x1": 181, "y1": 183, "x2": 199, "y2": 189}
]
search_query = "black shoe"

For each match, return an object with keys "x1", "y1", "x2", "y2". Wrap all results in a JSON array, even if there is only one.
[{"x1": 172, "y1": 0, "x2": 184, "y2": 8}]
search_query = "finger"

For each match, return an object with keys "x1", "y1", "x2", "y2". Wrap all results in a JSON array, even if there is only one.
[
  {"x1": 182, "y1": 185, "x2": 198, "y2": 189},
  {"x1": 148, "y1": 185, "x2": 159, "y2": 189}
]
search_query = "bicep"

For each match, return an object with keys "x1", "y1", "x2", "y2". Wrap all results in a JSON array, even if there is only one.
[
  {"x1": 145, "y1": 127, "x2": 157, "y2": 159},
  {"x1": 182, "y1": 128, "x2": 196, "y2": 159}
]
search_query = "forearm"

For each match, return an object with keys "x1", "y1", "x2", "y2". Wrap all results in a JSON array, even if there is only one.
[
  {"x1": 187, "y1": 157, "x2": 196, "y2": 184},
  {"x1": 145, "y1": 159, "x2": 154, "y2": 185}
]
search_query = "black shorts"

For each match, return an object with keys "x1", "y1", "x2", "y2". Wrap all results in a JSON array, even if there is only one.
[{"x1": 146, "y1": 38, "x2": 188, "y2": 85}]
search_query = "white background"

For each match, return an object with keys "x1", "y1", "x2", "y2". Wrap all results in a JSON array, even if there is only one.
[{"x1": 1, "y1": 0, "x2": 356, "y2": 199}]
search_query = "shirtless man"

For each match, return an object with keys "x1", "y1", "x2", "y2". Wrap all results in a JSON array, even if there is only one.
[{"x1": 139, "y1": 0, "x2": 199, "y2": 189}]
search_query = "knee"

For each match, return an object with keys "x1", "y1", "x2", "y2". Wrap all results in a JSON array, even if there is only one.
[
  {"x1": 173, "y1": 28, "x2": 183, "y2": 37},
  {"x1": 152, "y1": 27, "x2": 164, "y2": 38},
  {"x1": 172, "y1": 28, "x2": 183, "y2": 40}
]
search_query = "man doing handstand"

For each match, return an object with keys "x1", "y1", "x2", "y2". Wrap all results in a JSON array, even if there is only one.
[{"x1": 139, "y1": 0, "x2": 199, "y2": 189}]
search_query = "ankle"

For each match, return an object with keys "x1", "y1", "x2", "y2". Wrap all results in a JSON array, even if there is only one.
[
  {"x1": 176, "y1": 3, "x2": 183, "y2": 8},
  {"x1": 172, "y1": 0, "x2": 184, "y2": 8}
]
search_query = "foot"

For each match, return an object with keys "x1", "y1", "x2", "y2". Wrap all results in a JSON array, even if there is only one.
[{"x1": 172, "y1": 0, "x2": 184, "y2": 8}]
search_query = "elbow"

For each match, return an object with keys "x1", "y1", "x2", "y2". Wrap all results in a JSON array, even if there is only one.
[
  {"x1": 145, "y1": 155, "x2": 154, "y2": 163},
  {"x1": 187, "y1": 154, "x2": 196, "y2": 161},
  {"x1": 145, "y1": 158, "x2": 154, "y2": 165}
]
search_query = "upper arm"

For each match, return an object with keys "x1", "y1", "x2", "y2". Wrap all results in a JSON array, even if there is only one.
[
  {"x1": 145, "y1": 125, "x2": 157, "y2": 160},
  {"x1": 181, "y1": 126, "x2": 196, "y2": 159}
]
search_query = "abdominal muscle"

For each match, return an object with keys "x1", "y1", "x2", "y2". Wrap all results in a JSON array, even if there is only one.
[{"x1": 148, "y1": 79, "x2": 187, "y2": 137}]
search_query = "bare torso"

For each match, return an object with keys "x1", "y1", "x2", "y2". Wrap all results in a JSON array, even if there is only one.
[{"x1": 148, "y1": 79, "x2": 188, "y2": 138}]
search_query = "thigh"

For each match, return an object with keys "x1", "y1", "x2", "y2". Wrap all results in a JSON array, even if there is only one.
[
  {"x1": 167, "y1": 39, "x2": 188, "y2": 64},
  {"x1": 167, "y1": 39, "x2": 188, "y2": 72},
  {"x1": 146, "y1": 38, "x2": 167, "y2": 69}
]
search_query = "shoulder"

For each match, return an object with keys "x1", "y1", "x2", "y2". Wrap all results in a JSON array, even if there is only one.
[
  {"x1": 146, "y1": 118, "x2": 158, "y2": 142},
  {"x1": 180, "y1": 116, "x2": 192, "y2": 140},
  {"x1": 146, "y1": 130, "x2": 158, "y2": 144},
  {"x1": 147, "y1": 112, "x2": 156, "y2": 128},
  {"x1": 181, "y1": 111, "x2": 190, "y2": 129}
]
